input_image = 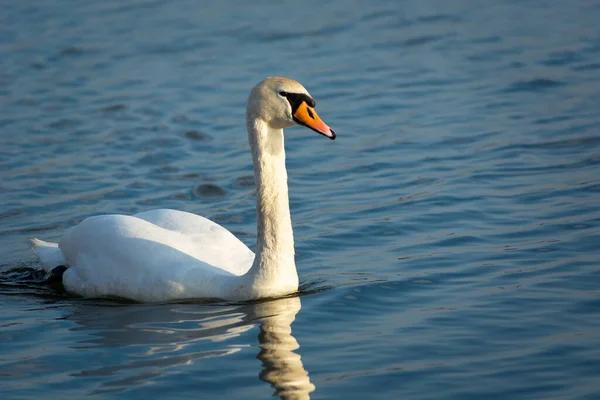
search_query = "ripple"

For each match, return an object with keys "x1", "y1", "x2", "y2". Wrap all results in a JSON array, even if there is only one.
[
  {"x1": 102, "y1": 104, "x2": 127, "y2": 113},
  {"x1": 46, "y1": 118, "x2": 81, "y2": 129},
  {"x1": 403, "y1": 34, "x2": 445, "y2": 47},
  {"x1": 572, "y1": 62, "x2": 600, "y2": 71},
  {"x1": 542, "y1": 50, "x2": 584, "y2": 66},
  {"x1": 193, "y1": 183, "x2": 227, "y2": 199},
  {"x1": 504, "y1": 78, "x2": 565, "y2": 92},
  {"x1": 184, "y1": 130, "x2": 211, "y2": 141},
  {"x1": 59, "y1": 46, "x2": 84, "y2": 56},
  {"x1": 232, "y1": 175, "x2": 255, "y2": 189}
]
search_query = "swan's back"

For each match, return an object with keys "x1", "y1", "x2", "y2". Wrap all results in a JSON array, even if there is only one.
[{"x1": 135, "y1": 209, "x2": 254, "y2": 274}]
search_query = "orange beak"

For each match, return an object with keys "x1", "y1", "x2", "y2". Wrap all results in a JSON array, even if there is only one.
[{"x1": 293, "y1": 102, "x2": 336, "y2": 140}]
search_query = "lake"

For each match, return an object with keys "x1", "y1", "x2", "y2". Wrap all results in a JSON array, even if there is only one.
[{"x1": 1, "y1": 0, "x2": 600, "y2": 398}]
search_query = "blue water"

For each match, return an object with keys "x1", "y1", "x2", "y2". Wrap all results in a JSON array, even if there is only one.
[{"x1": 2, "y1": 0, "x2": 600, "y2": 398}]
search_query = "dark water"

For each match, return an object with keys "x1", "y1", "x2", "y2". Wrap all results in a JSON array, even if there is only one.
[{"x1": 2, "y1": 0, "x2": 600, "y2": 398}]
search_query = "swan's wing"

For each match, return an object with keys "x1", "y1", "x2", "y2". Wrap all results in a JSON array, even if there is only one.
[
  {"x1": 58, "y1": 212, "x2": 254, "y2": 301},
  {"x1": 134, "y1": 209, "x2": 255, "y2": 273}
]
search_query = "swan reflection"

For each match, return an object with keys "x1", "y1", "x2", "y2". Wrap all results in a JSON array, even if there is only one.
[
  {"x1": 255, "y1": 297, "x2": 315, "y2": 399},
  {"x1": 66, "y1": 296, "x2": 314, "y2": 398}
]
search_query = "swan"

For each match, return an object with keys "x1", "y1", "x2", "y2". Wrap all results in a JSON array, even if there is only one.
[{"x1": 29, "y1": 77, "x2": 336, "y2": 302}]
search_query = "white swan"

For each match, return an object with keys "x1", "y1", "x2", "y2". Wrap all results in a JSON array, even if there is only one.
[{"x1": 30, "y1": 77, "x2": 336, "y2": 302}]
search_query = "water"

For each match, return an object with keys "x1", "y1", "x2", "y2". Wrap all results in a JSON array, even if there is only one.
[{"x1": 1, "y1": 0, "x2": 600, "y2": 398}]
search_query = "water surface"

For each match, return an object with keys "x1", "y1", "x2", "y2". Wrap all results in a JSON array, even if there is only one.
[{"x1": 2, "y1": 0, "x2": 600, "y2": 398}]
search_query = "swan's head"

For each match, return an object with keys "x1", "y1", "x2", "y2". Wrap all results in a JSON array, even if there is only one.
[{"x1": 247, "y1": 77, "x2": 336, "y2": 140}]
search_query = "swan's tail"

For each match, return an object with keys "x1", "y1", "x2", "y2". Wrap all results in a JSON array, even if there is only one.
[{"x1": 29, "y1": 238, "x2": 67, "y2": 274}]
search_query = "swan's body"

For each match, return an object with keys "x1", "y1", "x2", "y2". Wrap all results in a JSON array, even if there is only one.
[{"x1": 30, "y1": 77, "x2": 335, "y2": 302}]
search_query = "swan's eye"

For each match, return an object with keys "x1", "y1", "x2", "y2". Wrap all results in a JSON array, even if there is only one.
[{"x1": 279, "y1": 91, "x2": 288, "y2": 97}]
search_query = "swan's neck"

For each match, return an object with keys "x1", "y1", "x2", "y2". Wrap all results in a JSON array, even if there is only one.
[{"x1": 246, "y1": 118, "x2": 298, "y2": 291}]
